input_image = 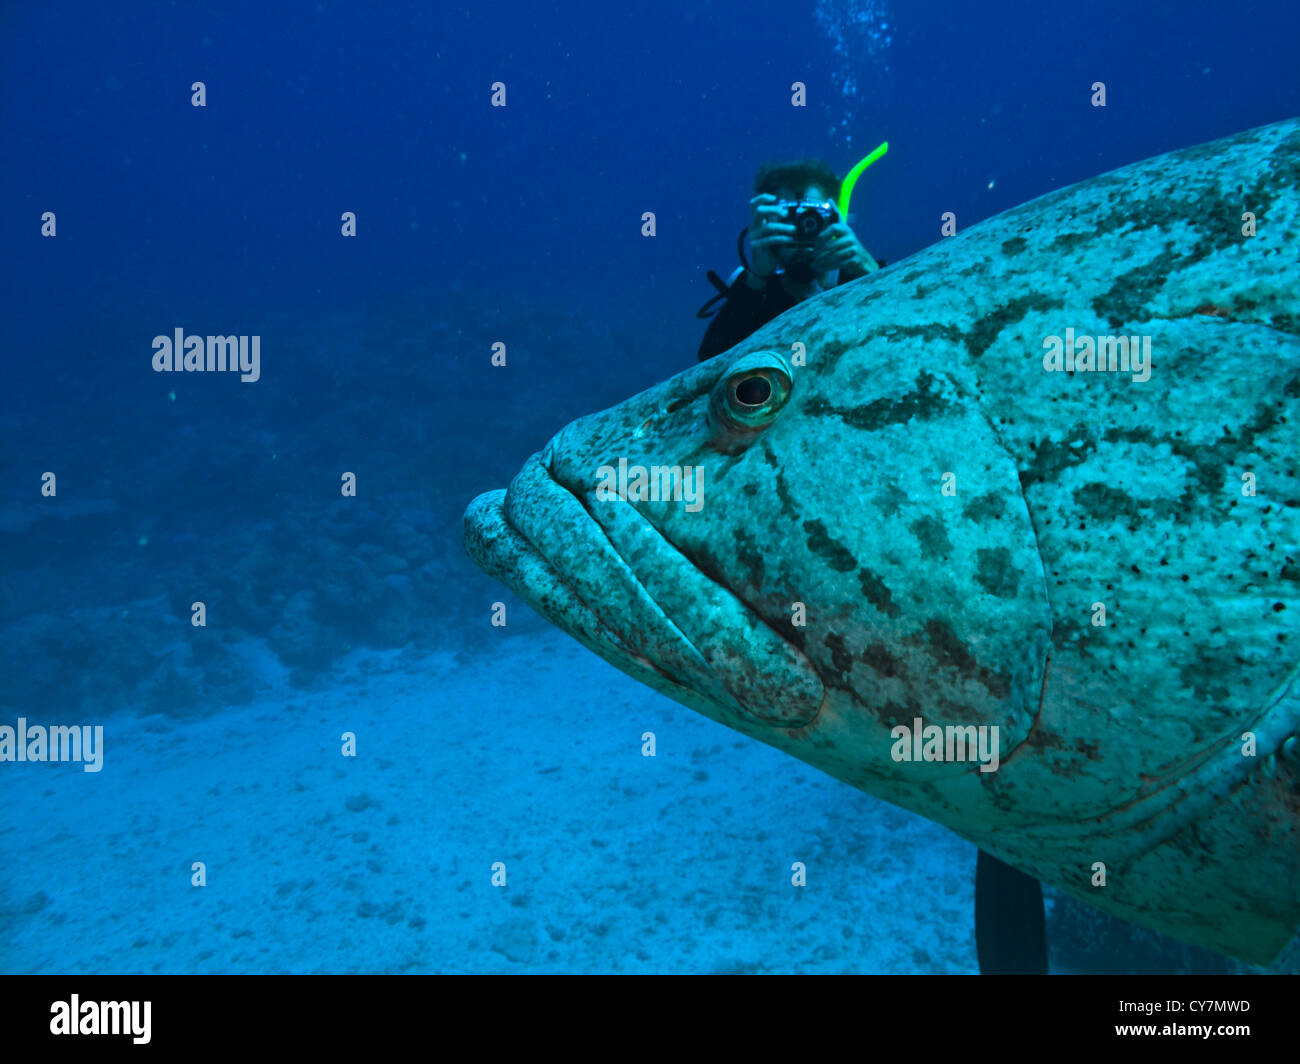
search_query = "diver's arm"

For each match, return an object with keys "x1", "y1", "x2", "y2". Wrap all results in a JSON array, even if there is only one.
[
  {"x1": 813, "y1": 222, "x2": 878, "y2": 280},
  {"x1": 838, "y1": 250, "x2": 880, "y2": 281}
]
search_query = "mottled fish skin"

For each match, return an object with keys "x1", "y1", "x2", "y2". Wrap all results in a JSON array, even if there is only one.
[{"x1": 464, "y1": 119, "x2": 1300, "y2": 964}]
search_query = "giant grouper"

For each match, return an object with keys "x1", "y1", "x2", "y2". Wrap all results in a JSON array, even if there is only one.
[{"x1": 463, "y1": 118, "x2": 1300, "y2": 968}]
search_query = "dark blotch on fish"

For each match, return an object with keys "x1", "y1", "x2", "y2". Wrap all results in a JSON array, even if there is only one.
[
  {"x1": 805, "y1": 371, "x2": 951, "y2": 432},
  {"x1": 909, "y1": 515, "x2": 952, "y2": 560},
  {"x1": 975, "y1": 546, "x2": 1020, "y2": 599},
  {"x1": 858, "y1": 567, "x2": 902, "y2": 618},
  {"x1": 963, "y1": 293, "x2": 1061, "y2": 360},
  {"x1": 922, "y1": 619, "x2": 1011, "y2": 699},
  {"x1": 803, "y1": 518, "x2": 857, "y2": 572}
]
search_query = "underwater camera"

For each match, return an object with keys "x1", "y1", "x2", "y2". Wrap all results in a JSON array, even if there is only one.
[
  {"x1": 777, "y1": 200, "x2": 838, "y2": 282},
  {"x1": 780, "y1": 199, "x2": 838, "y2": 243}
]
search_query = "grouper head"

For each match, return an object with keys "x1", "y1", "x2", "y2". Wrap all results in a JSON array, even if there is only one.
[
  {"x1": 463, "y1": 347, "x2": 836, "y2": 733},
  {"x1": 463, "y1": 117, "x2": 1300, "y2": 964}
]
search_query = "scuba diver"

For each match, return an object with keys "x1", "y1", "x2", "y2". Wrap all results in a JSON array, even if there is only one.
[
  {"x1": 695, "y1": 143, "x2": 1051, "y2": 976},
  {"x1": 696, "y1": 150, "x2": 885, "y2": 361}
]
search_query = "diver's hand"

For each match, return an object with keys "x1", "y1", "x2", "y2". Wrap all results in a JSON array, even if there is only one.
[
  {"x1": 747, "y1": 193, "x2": 797, "y2": 284},
  {"x1": 811, "y1": 221, "x2": 879, "y2": 278}
]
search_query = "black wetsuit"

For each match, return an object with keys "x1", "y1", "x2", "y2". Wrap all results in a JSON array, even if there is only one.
[{"x1": 697, "y1": 266, "x2": 879, "y2": 362}]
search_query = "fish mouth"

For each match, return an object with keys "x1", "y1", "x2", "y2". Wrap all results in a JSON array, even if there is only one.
[{"x1": 463, "y1": 447, "x2": 824, "y2": 730}]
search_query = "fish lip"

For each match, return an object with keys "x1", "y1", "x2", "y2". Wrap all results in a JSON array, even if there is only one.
[
  {"x1": 463, "y1": 451, "x2": 825, "y2": 729},
  {"x1": 464, "y1": 471, "x2": 712, "y2": 703},
  {"x1": 462, "y1": 484, "x2": 672, "y2": 677}
]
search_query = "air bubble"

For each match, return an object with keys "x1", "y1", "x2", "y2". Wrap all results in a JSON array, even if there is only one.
[{"x1": 814, "y1": 0, "x2": 895, "y2": 141}]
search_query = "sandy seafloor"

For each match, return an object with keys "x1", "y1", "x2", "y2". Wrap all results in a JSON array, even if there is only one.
[{"x1": 3, "y1": 624, "x2": 1295, "y2": 975}]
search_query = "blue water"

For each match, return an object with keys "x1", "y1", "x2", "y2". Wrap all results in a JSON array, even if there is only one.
[{"x1": 1, "y1": 0, "x2": 1297, "y2": 974}]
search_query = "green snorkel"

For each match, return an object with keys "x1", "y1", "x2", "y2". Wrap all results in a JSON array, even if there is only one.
[{"x1": 838, "y1": 141, "x2": 889, "y2": 221}]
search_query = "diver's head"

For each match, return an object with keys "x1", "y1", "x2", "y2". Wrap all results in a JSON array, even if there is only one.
[{"x1": 754, "y1": 157, "x2": 842, "y2": 204}]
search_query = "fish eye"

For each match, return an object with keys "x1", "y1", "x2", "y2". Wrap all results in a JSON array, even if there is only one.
[
  {"x1": 733, "y1": 374, "x2": 772, "y2": 407},
  {"x1": 708, "y1": 351, "x2": 794, "y2": 444},
  {"x1": 722, "y1": 363, "x2": 790, "y2": 425}
]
